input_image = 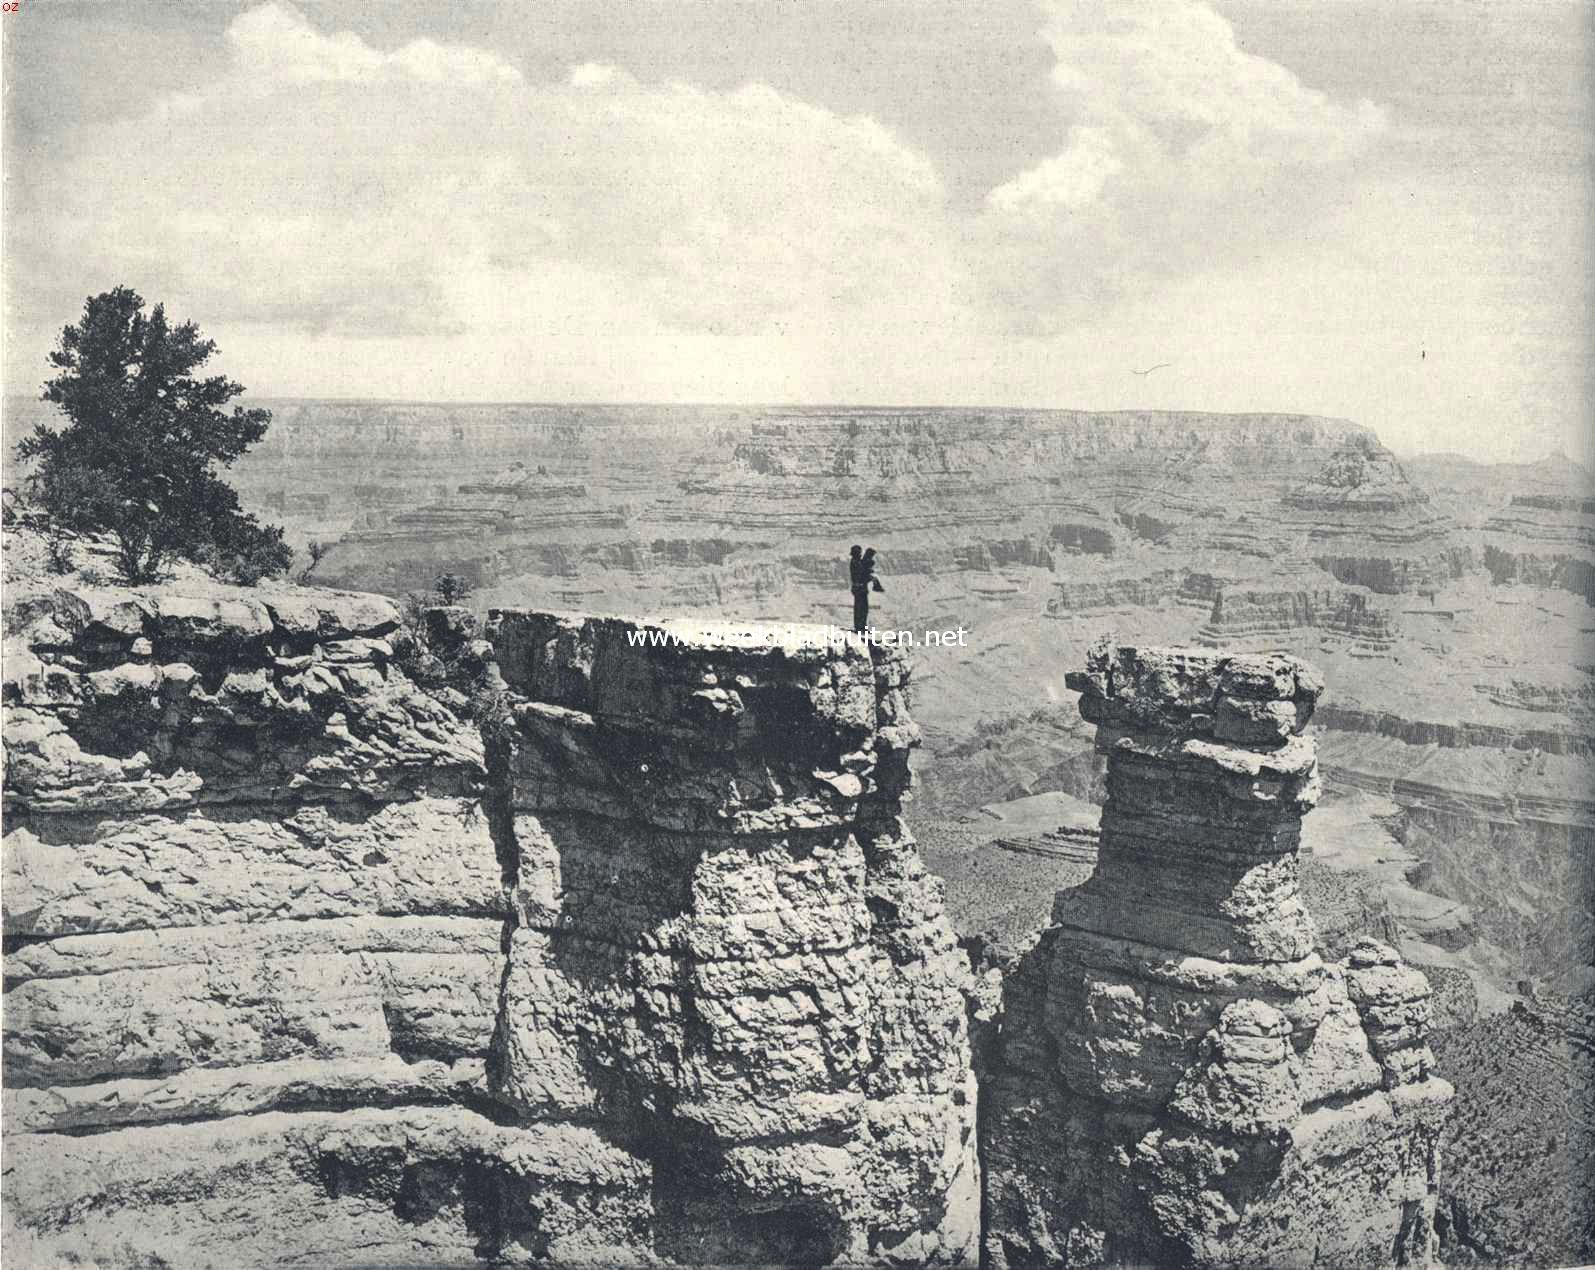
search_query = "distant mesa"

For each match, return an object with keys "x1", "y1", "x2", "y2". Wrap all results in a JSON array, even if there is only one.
[
  {"x1": 1278, "y1": 438, "x2": 1468, "y2": 593},
  {"x1": 1285, "y1": 436, "x2": 1435, "y2": 512}
]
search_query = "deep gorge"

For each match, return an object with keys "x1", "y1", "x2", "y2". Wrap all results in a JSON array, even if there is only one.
[{"x1": 4, "y1": 577, "x2": 1459, "y2": 1266}]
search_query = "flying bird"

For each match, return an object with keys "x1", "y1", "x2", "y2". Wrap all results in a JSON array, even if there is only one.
[{"x1": 1131, "y1": 363, "x2": 1170, "y2": 376}]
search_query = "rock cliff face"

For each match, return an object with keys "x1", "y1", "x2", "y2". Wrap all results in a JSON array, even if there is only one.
[
  {"x1": 2, "y1": 583, "x2": 517, "y2": 1265},
  {"x1": 1281, "y1": 437, "x2": 1466, "y2": 595},
  {"x1": 1197, "y1": 582, "x2": 1396, "y2": 657},
  {"x1": 1482, "y1": 493, "x2": 1595, "y2": 604},
  {"x1": 9, "y1": 405, "x2": 1586, "y2": 1008},
  {"x1": 2, "y1": 583, "x2": 976, "y2": 1265},
  {"x1": 1047, "y1": 568, "x2": 1185, "y2": 615},
  {"x1": 282, "y1": 406, "x2": 1367, "y2": 597},
  {"x1": 982, "y1": 643, "x2": 1453, "y2": 1268},
  {"x1": 477, "y1": 611, "x2": 979, "y2": 1264}
]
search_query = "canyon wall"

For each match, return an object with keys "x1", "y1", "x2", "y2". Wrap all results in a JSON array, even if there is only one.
[
  {"x1": 1482, "y1": 494, "x2": 1595, "y2": 603},
  {"x1": 4, "y1": 576, "x2": 1465, "y2": 1267},
  {"x1": 475, "y1": 610, "x2": 980, "y2": 1264},
  {"x1": 2, "y1": 581, "x2": 976, "y2": 1266},
  {"x1": 255, "y1": 406, "x2": 1373, "y2": 598},
  {"x1": 3, "y1": 583, "x2": 520, "y2": 1265}
]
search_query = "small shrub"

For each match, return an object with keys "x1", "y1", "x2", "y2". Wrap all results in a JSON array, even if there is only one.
[
  {"x1": 232, "y1": 534, "x2": 292, "y2": 586},
  {"x1": 432, "y1": 572, "x2": 472, "y2": 606},
  {"x1": 467, "y1": 683, "x2": 515, "y2": 741},
  {"x1": 400, "y1": 591, "x2": 430, "y2": 640},
  {"x1": 298, "y1": 538, "x2": 327, "y2": 584},
  {"x1": 44, "y1": 528, "x2": 76, "y2": 575},
  {"x1": 393, "y1": 590, "x2": 463, "y2": 685},
  {"x1": 194, "y1": 532, "x2": 289, "y2": 586}
]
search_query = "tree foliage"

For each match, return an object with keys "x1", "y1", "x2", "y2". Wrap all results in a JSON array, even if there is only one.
[
  {"x1": 433, "y1": 572, "x2": 472, "y2": 606},
  {"x1": 299, "y1": 538, "x2": 327, "y2": 584},
  {"x1": 18, "y1": 286, "x2": 291, "y2": 585}
]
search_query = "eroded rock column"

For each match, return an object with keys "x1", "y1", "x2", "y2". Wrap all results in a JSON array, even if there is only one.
[
  {"x1": 983, "y1": 641, "x2": 1452, "y2": 1268},
  {"x1": 483, "y1": 612, "x2": 979, "y2": 1265}
]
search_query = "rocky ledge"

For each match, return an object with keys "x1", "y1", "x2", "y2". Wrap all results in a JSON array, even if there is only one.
[{"x1": 3, "y1": 586, "x2": 976, "y2": 1266}]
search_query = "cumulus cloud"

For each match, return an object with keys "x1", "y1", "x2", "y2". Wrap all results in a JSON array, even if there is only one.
[
  {"x1": 23, "y1": 3, "x2": 954, "y2": 340},
  {"x1": 976, "y1": 0, "x2": 1390, "y2": 333},
  {"x1": 225, "y1": 3, "x2": 524, "y2": 87},
  {"x1": 13, "y1": 0, "x2": 1398, "y2": 393}
]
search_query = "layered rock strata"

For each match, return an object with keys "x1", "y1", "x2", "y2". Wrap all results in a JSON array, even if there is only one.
[
  {"x1": 1282, "y1": 437, "x2": 1466, "y2": 593},
  {"x1": 982, "y1": 642, "x2": 1453, "y2": 1268},
  {"x1": 475, "y1": 610, "x2": 980, "y2": 1264},
  {"x1": 1482, "y1": 494, "x2": 1595, "y2": 604},
  {"x1": 1197, "y1": 582, "x2": 1397, "y2": 657},
  {"x1": 2, "y1": 587, "x2": 977, "y2": 1265},
  {"x1": 1047, "y1": 568, "x2": 1184, "y2": 615},
  {"x1": 2, "y1": 583, "x2": 521, "y2": 1264},
  {"x1": 270, "y1": 405, "x2": 1371, "y2": 597}
]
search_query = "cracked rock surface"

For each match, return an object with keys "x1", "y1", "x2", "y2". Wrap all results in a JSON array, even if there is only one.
[
  {"x1": 3, "y1": 586, "x2": 977, "y2": 1266},
  {"x1": 981, "y1": 640, "x2": 1454, "y2": 1268}
]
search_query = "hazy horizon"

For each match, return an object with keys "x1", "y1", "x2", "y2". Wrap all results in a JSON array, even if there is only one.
[
  {"x1": 5, "y1": 1, "x2": 1590, "y2": 466},
  {"x1": 5, "y1": 390, "x2": 1585, "y2": 471}
]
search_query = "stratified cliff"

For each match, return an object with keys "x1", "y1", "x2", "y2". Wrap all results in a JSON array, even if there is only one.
[
  {"x1": 1280, "y1": 436, "x2": 1467, "y2": 595},
  {"x1": 1482, "y1": 494, "x2": 1595, "y2": 605},
  {"x1": 982, "y1": 642, "x2": 1453, "y2": 1268},
  {"x1": 2, "y1": 582, "x2": 976, "y2": 1265},
  {"x1": 477, "y1": 611, "x2": 979, "y2": 1264},
  {"x1": 1197, "y1": 581, "x2": 1396, "y2": 657},
  {"x1": 3, "y1": 583, "x2": 518, "y2": 1265}
]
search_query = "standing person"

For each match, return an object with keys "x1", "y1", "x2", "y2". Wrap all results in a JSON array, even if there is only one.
[
  {"x1": 849, "y1": 545, "x2": 867, "y2": 633},
  {"x1": 851, "y1": 546, "x2": 884, "y2": 634}
]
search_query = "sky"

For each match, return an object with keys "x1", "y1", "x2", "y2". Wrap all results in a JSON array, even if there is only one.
[{"x1": 3, "y1": 0, "x2": 1590, "y2": 463}]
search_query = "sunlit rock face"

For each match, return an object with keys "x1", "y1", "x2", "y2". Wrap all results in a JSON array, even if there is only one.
[
  {"x1": 982, "y1": 641, "x2": 1453, "y2": 1269},
  {"x1": 2, "y1": 580, "x2": 517, "y2": 1266},
  {"x1": 481, "y1": 611, "x2": 979, "y2": 1266},
  {"x1": 2, "y1": 584, "x2": 977, "y2": 1266}
]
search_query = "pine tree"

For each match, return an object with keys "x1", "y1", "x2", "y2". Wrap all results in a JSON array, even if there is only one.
[{"x1": 19, "y1": 286, "x2": 291, "y2": 585}]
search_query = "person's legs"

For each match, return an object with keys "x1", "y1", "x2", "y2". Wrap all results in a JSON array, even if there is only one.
[{"x1": 853, "y1": 589, "x2": 868, "y2": 634}]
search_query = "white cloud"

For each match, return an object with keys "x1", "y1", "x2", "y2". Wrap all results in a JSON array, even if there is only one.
[
  {"x1": 226, "y1": 3, "x2": 522, "y2": 86},
  {"x1": 977, "y1": 0, "x2": 1389, "y2": 333},
  {"x1": 19, "y1": 1, "x2": 1386, "y2": 354},
  {"x1": 568, "y1": 61, "x2": 622, "y2": 89},
  {"x1": 984, "y1": 127, "x2": 1123, "y2": 216},
  {"x1": 24, "y1": 3, "x2": 954, "y2": 341},
  {"x1": 19, "y1": 0, "x2": 1582, "y2": 464}
]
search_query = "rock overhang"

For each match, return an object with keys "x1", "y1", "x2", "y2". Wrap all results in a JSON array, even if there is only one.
[
  {"x1": 482, "y1": 608, "x2": 920, "y2": 835},
  {"x1": 1067, "y1": 641, "x2": 1324, "y2": 746}
]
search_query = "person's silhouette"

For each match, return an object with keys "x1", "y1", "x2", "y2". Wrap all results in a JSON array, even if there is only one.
[{"x1": 850, "y1": 545, "x2": 884, "y2": 633}]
